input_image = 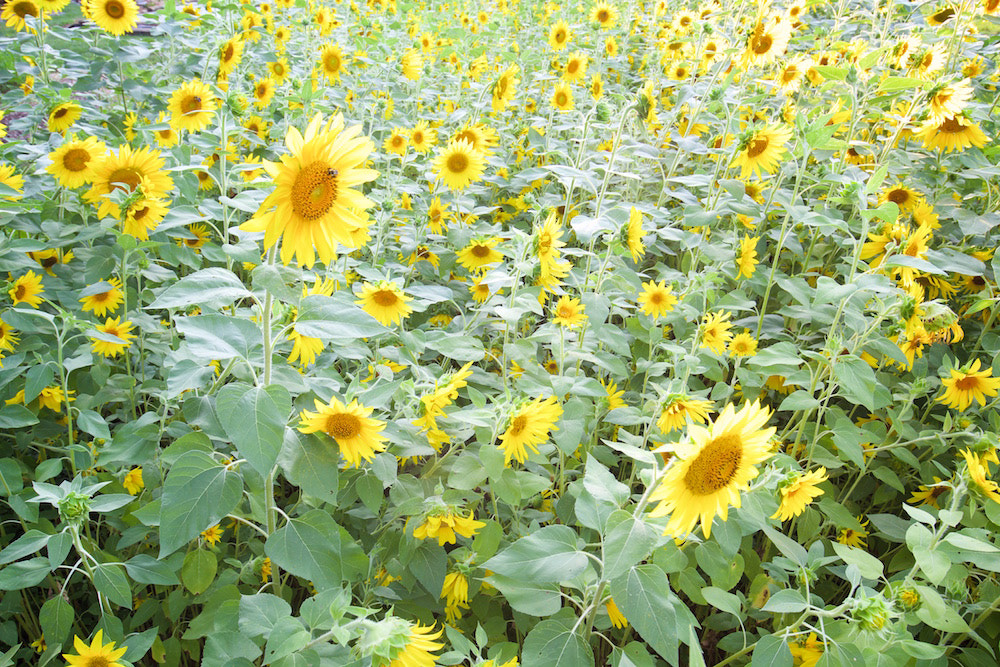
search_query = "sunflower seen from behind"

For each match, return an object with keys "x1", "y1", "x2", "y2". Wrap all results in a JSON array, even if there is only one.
[
  {"x1": 297, "y1": 396, "x2": 388, "y2": 467},
  {"x1": 648, "y1": 400, "x2": 776, "y2": 538},
  {"x1": 241, "y1": 113, "x2": 377, "y2": 267}
]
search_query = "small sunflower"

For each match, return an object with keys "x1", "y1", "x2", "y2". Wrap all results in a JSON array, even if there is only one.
[
  {"x1": 383, "y1": 127, "x2": 409, "y2": 156},
  {"x1": 267, "y1": 58, "x2": 290, "y2": 84},
  {"x1": 552, "y1": 294, "x2": 586, "y2": 328},
  {"x1": 167, "y1": 79, "x2": 217, "y2": 133},
  {"x1": 961, "y1": 449, "x2": 1000, "y2": 504},
  {"x1": 457, "y1": 237, "x2": 502, "y2": 273},
  {"x1": 589, "y1": 1, "x2": 619, "y2": 28},
  {"x1": 79, "y1": 278, "x2": 124, "y2": 316},
  {"x1": 728, "y1": 331, "x2": 758, "y2": 357},
  {"x1": 937, "y1": 359, "x2": 1000, "y2": 411},
  {"x1": 550, "y1": 82, "x2": 574, "y2": 112},
  {"x1": 9, "y1": 270, "x2": 44, "y2": 308},
  {"x1": 700, "y1": 310, "x2": 734, "y2": 354},
  {"x1": 63, "y1": 630, "x2": 127, "y2": 667},
  {"x1": 319, "y1": 43, "x2": 346, "y2": 82},
  {"x1": 409, "y1": 120, "x2": 437, "y2": 153},
  {"x1": 84, "y1": 144, "x2": 174, "y2": 220},
  {"x1": 926, "y1": 80, "x2": 973, "y2": 125},
  {"x1": 743, "y1": 17, "x2": 792, "y2": 66},
  {"x1": 432, "y1": 138, "x2": 486, "y2": 190},
  {"x1": 48, "y1": 102, "x2": 82, "y2": 134},
  {"x1": 499, "y1": 395, "x2": 563, "y2": 466},
  {"x1": 47, "y1": 136, "x2": 106, "y2": 189},
  {"x1": 563, "y1": 51, "x2": 589, "y2": 83},
  {"x1": 356, "y1": 281, "x2": 413, "y2": 327},
  {"x1": 90, "y1": 317, "x2": 135, "y2": 358},
  {"x1": 252, "y1": 76, "x2": 276, "y2": 108},
  {"x1": 737, "y1": 235, "x2": 760, "y2": 279},
  {"x1": 772, "y1": 468, "x2": 827, "y2": 521},
  {"x1": 548, "y1": 19, "x2": 571, "y2": 50},
  {"x1": 86, "y1": 0, "x2": 139, "y2": 35},
  {"x1": 413, "y1": 509, "x2": 484, "y2": 544},
  {"x1": 637, "y1": 280, "x2": 677, "y2": 318},
  {"x1": 731, "y1": 124, "x2": 792, "y2": 179},
  {"x1": 297, "y1": 396, "x2": 388, "y2": 467},
  {"x1": 219, "y1": 36, "x2": 244, "y2": 76},
  {"x1": 915, "y1": 113, "x2": 990, "y2": 153}
]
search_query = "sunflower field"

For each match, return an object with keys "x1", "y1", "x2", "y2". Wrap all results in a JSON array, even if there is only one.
[{"x1": 0, "y1": 0, "x2": 999, "y2": 663}]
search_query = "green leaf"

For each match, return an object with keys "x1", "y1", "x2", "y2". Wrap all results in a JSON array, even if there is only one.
[
  {"x1": 762, "y1": 526, "x2": 807, "y2": 565},
  {"x1": 878, "y1": 76, "x2": 925, "y2": 92},
  {"x1": 602, "y1": 511, "x2": 658, "y2": 580},
  {"x1": 833, "y1": 357, "x2": 891, "y2": 411},
  {"x1": 778, "y1": 391, "x2": 820, "y2": 411},
  {"x1": 265, "y1": 510, "x2": 367, "y2": 590},
  {"x1": 408, "y1": 541, "x2": 446, "y2": 598},
  {"x1": 831, "y1": 542, "x2": 883, "y2": 580},
  {"x1": 0, "y1": 557, "x2": 50, "y2": 590},
  {"x1": 0, "y1": 458, "x2": 23, "y2": 495},
  {"x1": 483, "y1": 525, "x2": 588, "y2": 583},
  {"x1": 751, "y1": 635, "x2": 793, "y2": 667},
  {"x1": 943, "y1": 532, "x2": 1000, "y2": 553},
  {"x1": 124, "y1": 554, "x2": 180, "y2": 585},
  {"x1": 610, "y1": 564, "x2": 681, "y2": 664},
  {"x1": 278, "y1": 430, "x2": 340, "y2": 499},
  {"x1": 0, "y1": 405, "x2": 39, "y2": 429},
  {"x1": 174, "y1": 315, "x2": 262, "y2": 362},
  {"x1": 487, "y1": 573, "x2": 563, "y2": 616},
  {"x1": 575, "y1": 455, "x2": 629, "y2": 531},
  {"x1": 159, "y1": 451, "x2": 243, "y2": 557},
  {"x1": 146, "y1": 268, "x2": 252, "y2": 310},
  {"x1": 701, "y1": 587, "x2": 743, "y2": 618},
  {"x1": 915, "y1": 586, "x2": 970, "y2": 632},
  {"x1": 76, "y1": 409, "x2": 112, "y2": 441},
  {"x1": 522, "y1": 616, "x2": 595, "y2": 667},
  {"x1": 294, "y1": 293, "x2": 389, "y2": 341},
  {"x1": 217, "y1": 383, "x2": 291, "y2": 476},
  {"x1": 24, "y1": 364, "x2": 53, "y2": 403},
  {"x1": 0, "y1": 529, "x2": 51, "y2": 565},
  {"x1": 239, "y1": 593, "x2": 292, "y2": 638},
  {"x1": 182, "y1": 550, "x2": 217, "y2": 595},
  {"x1": 761, "y1": 589, "x2": 808, "y2": 613},
  {"x1": 93, "y1": 563, "x2": 133, "y2": 608},
  {"x1": 265, "y1": 617, "x2": 310, "y2": 663},
  {"x1": 40, "y1": 595, "x2": 74, "y2": 646}
]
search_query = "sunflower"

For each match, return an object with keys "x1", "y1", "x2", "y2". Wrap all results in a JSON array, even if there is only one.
[
  {"x1": 937, "y1": 359, "x2": 1000, "y2": 411},
  {"x1": 297, "y1": 396, "x2": 388, "y2": 467},
  {"x1": 648, "y1": 401, "x2": 775, "y2": 538},
  {"x1": 499, "y1": 395, "x2": 563, "y2": 466},
  {"x1": 149, "y1": 112, "x2": 179, "y2": 148},
  {"x1": 961, "y1": 449, "x2": 1000, "y2": 504},
  {"x1": 319, "y1": 43, "x2": 346, "y2": 82},
  {"x1": 915, "y1": 113, "x2": 990, "y2": 153},
  {"x1": 772, "y1": 468, "x2": 827, "y2": 521},
  {"x1": 123, "y1": 467, "x2": 144, "y2": 495},
  {"x1": 457, "y1": 237, "x2": 502, "y2": 273},
  {"x1": 637, "y1": 280, "x2": 677, "y2": 318},
  {"x1": 908, "y1": 477, "x2": 948, "y2": 508},
  {"x1": 427, "y1": 197, "x2": 449, "y2": 234},
  {"x1": 48, "y1": 102, "x2": 82, "y2": 134},
  {"x1": 219, "y1": 36, "x2": 244, "y2": 76},
  {"x1": 383, "y1": 128, "x2": 409, "y2": 156},
  {"x1": 2, "y1": 0, "x2": 39, "y2": 31},
  {"x1": 356, "y1": 281, "x2": 412, "y2": 327},
  {"x1": 728, "y1": 331, "x2": 758, "y2": 357},
  {"x1": 736, "y1": 235, "x2": 760, "y2": 279},
  {"x1": 606, "y1": 598, "x2": 628, "y2": 629},
  {"x1": 878, "y1": 184, "x2": 923, "y2": 213},
  {"x1": 777, "y1": 57, "x2": 811, "y2": 94},
  {"x1": 926, "y1": 80, "x2": 973, "y2": 124},
  {"x1": 252, "y1": 76, "x2": 276, "y2": 108},
  {"x1": 9, "y1": 270, "x2": 44, "y2": 308},
  {"x1": 589, "y1": 1, "x2": 618, "y2": 27},
  {"x1": 413, "y1": 509, "x2": 484, "y2": 544},
  {"x1": 743, "y1": 17, "x2": 792, "y2": 66},
  {"x1": 79, "y1": 278, "x2": 124, "y2": 316},
  {"x1": 240, "y1": 113, "x2": 377, "y2": 267},
  {"x1": 909, "y1": 42, "x2": 947, "y2": 80},
  {"x1": 548, "y1": 19, "x2": 571, "y2": 50},
  {"x1": 657, "y1": 396, "x2": 713, "y2": 432},
  {"x1": 84, "y1": 145, "x2": 174, "y2": 219},
  {"x1": 90, "y1": 317, "x2": 135, "y2": 358},
  {"x1": 178, "y1": 223, "x2": 210, "y2": 250},
  {"x1": 590, "y1": 73, "x2": 603, "y2": 101},
  {"x1": 63, "y1": 630, "x2": 127, "y2": 667},
  {"x1": 401, "y1": 49, "x2": 422, "y2": 80},
  {"x1": 732, "y1": 124, "x2": 792, "y2": 179},
  {"x1": 287, "y1": 328, "x2": 324, "y2": 368},
  {"x1": 563, "y1": 51, "x2": 588, "y2": 82},
  {"x1": 552, "y1": 295, "x2": 586, "y2": 328},
  {"x1": 0, "y1": 317, "x2": 18, "y2": 355},
  {"x1": 492, "y1": 63, "x2": 520, "y2": 112},
  {"x1": 700, "y1": 310, "x2": 734, "y2": 354},
  {"x1": 409, "y1": 120, "x2": 437, "y2": 153},
  {"x1": 0, "y1": 163, "x2": 24, "y2": 200},
  {"x1": 452, "y1": 123, "x2": 498, "y2": 155},
  {"x1": 432, "y1": 139, "x2": 486, "y2": 190},
  {"x1": 86, "y1": 0, "x2": 139, "y2": 35},
  {"x1": 550, "y1": 82, "x2": 574, "y2": 112},
  {"x1": 168, "y1": 79, "x2": 217, "y2": 133},
  {"x1": 122, "y1": 191, "x2": 169, "y2": 240},
  {"x1": 47, "y1": 136, "x2": 106, "y2": 189}
]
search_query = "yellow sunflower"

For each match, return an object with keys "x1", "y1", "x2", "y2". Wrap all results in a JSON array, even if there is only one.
[
  {"x1": 47, "y1": 136, "x2": 106, "y2": 189},
  {"x1": 772, "y1": 468, "x2": 827, "y2": 521},
  {"x1": 167, "y1": 79, "x2": 217, "y2": 133},
  {"x1": 550, "y1": 82, "x2": 574, "y2": 112},
  {"x1": 383, "y1": 127, "x2": 409, "y2": 156},
  {"x1": 731, "y1": 124, "x2": 792, "y2": 179},
  {"x1": 1, "y1": 0, "x2": 40, "y2": 31},
  {"x1": 356, "y1": 281, "x2": 413, "y2": 327},
  {"x1": 563, "y1": 51, "x2": 589, "y2": 83},
  {"x1": 432, "y1": 138, "x2": 486, "y2": 190},
  {"x1": 79, "y1": 278, "x2": 124, "y2": 316},
  {"x1": 9, "y1": 270, "x2": 44, "y2": 308},
  {"x1": 413, "y1": 509, "x2": 485, "y2": 544},
  {"x1": 252, "y1": 76, "x2": 276, "y2": 108},
  {"x1": 0, "y1": 317, "x2": 19, "y2": 354},
  {"x1": 926, "y1": 80, "x2": 973, "y2": 125},
  {"x1": 915, "y1": 113, "x2": 990, "y2": 153},
  {"x1": 48, "y1": 102, "x2": 82, "y2": 133},
  {"x1": 287, "y1": 328, "x2": 324, "y2": 368},
  {"x1": 728, "y1": 331, "x2": 758, "y2": 357},
  {"x1": 84, "y1": 144, "x2": 174, "y2": 219},
  {"x1": 937, "y1": 359, "x2": 1000, "y2": 411},
  {"x1": 241, "y1": 113, "x2": 377, "y2": 267},
  {"x1": 737, "y1": 235, "x2": 759, "y2": 279},
  {"x1": 90, "y1": 317, "x2": 135, "y2": 358},
  {"x1": 961, "y1": 449, "x2": 1000, "y2": 504},
  {"x1": 637, "y1": 280, "x2": 677, "y2": 318},
  {"x1": 457, "y1": 237, "x2": 502, "y2": 273},
  {"x1": 86, "y1": 0, "x2": 139, "y2": 35},
  {"x1": 548, "y1": 19, "x2": 571, "y2": 50},
  {"x1": 648, "y1": 401, "x2": 776, "y2": 538},
  {"x1": 589, "y1": 1, "x2": 618, "y2": 28},
  {"x1": 401, "y1": 49, "x2": 423, "y2": 81},
  {"x1": 452, "y1": 123, "x2": 498, "y2": 155},
  {"x1": 409, "y1": 120, "x2": 437, "y2": 153},
  {"x1": 552, "y1": 294, "x2": 586, "y2": 328},
  {"x1": 657, "y1": 396, "x2": 713, "y2": 433},
  {"x1": 742, "y1": 17, "x2": 792, "y2": 66},
  {"x1": 492, "y1": 63, "x2": 520, "y2": 112},
  {"x1": 319, "y1": 43, "x2": 346, "y2": 82},
  {"x1": 297, "y1": 396, "x2": 388, "y2": 467},
  {"x1": 63, "y1": 630, "x2": 127, "y2": 667},
  {"x1": 700, "y1": 310, "x2": 733, "y2": 354},
  {"x1": 219, "y1": 36, "x2": 244, "y2": 76},
  {"x1": 499, "y1": 395, "x2": 563, "y2": 466}
]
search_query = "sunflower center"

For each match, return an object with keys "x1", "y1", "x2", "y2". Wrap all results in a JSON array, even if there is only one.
[
  {"x1": 781, "y1": 67, "x2": 799, "y2": 83},
  {"x1": 555, "y1": 29, "x2": 565, "y2": 42},
  {"x1": 470, "y1": 244, "x2": 490, "y2": 258},
  {"x1": 325, "y1": 55, "x2": 340, "y2": 72},
  {"x1": 412, "y1": 131, "x2": 424, "y2": 144},
  {"x1": 40, "y1": 256, "x2": 58, "y2": 268},
  {"x1": 290, "y1": 162, "x2": 338, "y2": 220},
  {"x1": 938, "y1": 117, "x2": 963, "y2": 133},
  {"x1": 455, "y1": 130, "x2": 476, "y2": 145},
  {"x1": 63, "y1": 148, "x2": 90, "y2": 172},
  {"x1": 752, "y1": 34, "x2": 773, "y2": 54},
  {"x1": 325, "y1": 413, "x2": 360, "y2": 440},
  {"x1": 746, "y1": 137, "x2": 771, "y2": 158},
  {"x1": 509, "y1": 414, "x2": 527, "y2": 436},
  {"x1": 14, "y1": 1, "x2": 37, "y2": 17},
  {"x1": 886, "y1": 190, "x2": 908, "y2": 205},
  {"x1": 447, "y1": 153, "x2": 469, "y2": 174},
  {"x1": 108, "y1": 167, "x2": 141, "y2": 193},
  {"x1": 371, "y1": 289, "x2": 398, "y2": 307},
  {"x1": 597, "y1": 9, "x2": 609, "y2": 21},
  {"x1": 133, "y1": 205, "x2": 151, "y2": 221},
  {"x1": 53, "y1": 108, "x2": 68, "y2": 119},
  {"x1": 84, "y1": 657, "x2": 110, "y2": 667},
  {"x1": 105, "y1": 0, "x2": 125, "y2": 17},
  {"x1": 932, "y1": 7, "x2": 954, "y2": 21},
  {"x1": 181, "y1": 95, "x2": 202, "y2": 114},
  {"x1": 558, "y1": 305, "x2": 573, "y2": 318},
  {"x1": 955, "y1": 376, "x2": 981, "y2": 391},
  {"x1": 567, "y1": 61, "x2": 579, "y2": 74},
  {"x1": 650, "y1": 292, "x2": 664, "y2": 305},
  {"x1": 555, "y1": 92, "x2": 568, "y2": 106},
  {"x1": 13, "y1": 285, "x2": 26, "y2": 299},
  {"x1": 223, "y1": 44, "x2": 234, "y2": 60},
  {"x1": 93, "y1": 291, "x2": 110, "y2": 303},
  {"x1": 683, "y1": 433, "x2": 744, "y2": 495}
]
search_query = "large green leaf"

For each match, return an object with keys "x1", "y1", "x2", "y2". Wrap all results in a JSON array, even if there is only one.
[
  {"x1": 611, "y1": 564, "x2": 688, "y2": 664},
  {"x1": 174, "y1": 315, "x2": 262, "y2": 362},
  {"x1": 93, "y1": 563, "x2": 133, "y2": 608},
  {"x1": 216, "y1": 383, "x2": 291, "y2": 476},
  {"x1": 294, "y1": 294, "x2": 388, "y2": 341},
  {"x1": 265, "y1": 510, "x2": 367, "y2": 590},
  {"x1": 522, "y1": 615, "x2": 594, "y2": 667},
  {"x1": 483, "y1": 525, "x2": 588, "y2": 583},
  {"x1": 487, "y1": 573, "x2": 562, "y2": 617},
  {"x1": 239, "y1": 593, "x2": 292, "y2": 638},
  {"x1": 602, "y1": 511, "x2": 658, "y2": 580},
  {"x1": 575, "y1": 456, "x2": 629, "y2": 532},
  {"x1": 278, "y1": 430, "x2": 340, "y2": 499},
  {"x1": 146, "y1": 268, "x2": 252, "y2": 310},
  {"x1": 159, "y1": 451, "x2": 243, "y2": 557}
]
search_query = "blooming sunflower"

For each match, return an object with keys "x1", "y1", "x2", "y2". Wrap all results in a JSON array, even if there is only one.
[
  {"x1": 915, "y1": 113, "x2": 990, "y2": 153},
  {"x1": 878, "y1": 184, "x2": 923, "y2": 213},
  {"x1": 961, "y1": 449, "x2": 1000, "y2": 504},
  {"x1": 550, "y1": 82, "x2": 574, "y2": 112},
  {"x1": 492, "y1": 63, "x2": 520, "y2": 112},
  {"x1": 63, "y1": 630, "x2": 127, "y2": 667},
  {"x1": 90, "y1": 317, "x2": 135, "y2": 358},
  {"x1": 252, "y1": 76, "x2": 276, "y2": 108},
  {"x1": 401, "y1": 49, "x2": 423, "y2": 80},
  {"x1": 123, "y1": 467, "x2": 143, "y2": 495},
  {"x1": 457, "y1": 237, "x2": 502, "y2": 273},
  {"x1": 548, "y1": 19, "x2": 571, "y2": 50},
  {"x1": 383, "y1": 127, "x2": 409, "y2": 156},
  {"x1": 772, "y1": 468, "x2": 827, "y2": 521},
  {"x1": 728, "y1": 331, "x2": 758, "y2": 357},
  {"x1": 241, "y1": 113, "x2": 377, "y2": 267},
  {"x1": 409, "y1": 121, "x2": 437, "y2": 153},
  {"x1": 319, "y1": 43, "x2": 346, "y2": 82},
  {"x1": 86, "y1": 0, "x2": 139, "y2": 35},
  {"x1": 84, "y1": 144, "x2": 174, "y2": 220},
  {"x1": 297, "y1": 396, "x2": 388, "y2": 467},
  {"x1": 1, "y1": 0, "x2": 40, "y2": 31},
  {"x1": 48, "y1": 102, "x2": 82, "y2": 134},
  {"x1": 637, "y1": 280, "x2": 677, "y2": 318},
  {"x1": 936, "y1": 359, "x2": 1000, "y2": 411},
  {"x1": 700, "y1": 310, "x2": 734, "y2": 354},
  {"x1": 267, "y1": 57, "x2": 290, "y2": 84},
  {"x1": 499, "y1": 395, "x2": 563, "y2": 466},
  {"x1": 287, "y1": 328, "x2": 324, "y2": 367},
  {"x1": 648, "y1": 401, "x2": 776, "y2": 538},
  {"x1": 737, "y1": 236, "x2": 760, "y2": 279},
  {"x1": 590, "y1": 1, "x2": 618, "y2": 27},
  {"x1": 9, "y1": 270, "x2": 44, "y2": 308},
  {"x1": 908, "y1": 477, "x2": 948, "y2": 508},
  {"x1": 219, "y1": 36, "x2": 244, "y2": 76},
  {"x1": 563, "y1": 51, "x2": 588, "y2": 83},
  {"x1": 413, "y1": 509, "x2": 485, "y2": 544},
  {"x1": 356, "y1": 281, "x2": 413, "y2": 327},
  {"x1": 168, "y1": 79, "x2": 217, "y2": 133},
  {"x1": 452, "y1": 123, "x2": 498, "y2": 155},
  {"x1": 732, "y1": 124, "x2": 792, "y2": 179},
  {"x1": 552, "y1": 294, "x2": 586, "y2": 328},
  {"x1": 79, "y1": 278, "x2": 123, "y2": 316},
  {"x1": 657, "y1": 396, "x2": 713, "y2": 432},
  {"x1": 0, "y1": 317, "x2": 19, "y2": 355},
  {"x1": 926, "y1": 80, "x2": 973, "y2": 125},
  {"x1": 743, "y1": 17, "x2": 792, "y2": 66},
  {"x1": 388, "y1": 623, "x2": 443, "y2": 667},
  {"x1": 432, "y1": 138, "x2": 486, "y2": 190},
  {"x1": 47, "y1": 136, "x2": 106, "y2": 189}
]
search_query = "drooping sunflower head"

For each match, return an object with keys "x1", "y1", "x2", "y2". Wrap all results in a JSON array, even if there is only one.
[{"x1": 48, "y1": 102, "x2": 82, "y2": 133}]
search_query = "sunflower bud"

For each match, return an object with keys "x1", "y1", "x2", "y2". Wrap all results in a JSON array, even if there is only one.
[
  {"x1": 58, "y1": 491, "x2": 92, "y2": 527},
  {"x1": 227, "y1": 94, "x2": 248, "y2": 117},
  {"x1": 595, "y1": 102, "x2": 611, "y2": 122},
  {"x1": 850, "y1": 594, "x2": 894, "y2": 633},
  {"x1": 894, "y1": 585, "x2": 921, "y2": 612}
]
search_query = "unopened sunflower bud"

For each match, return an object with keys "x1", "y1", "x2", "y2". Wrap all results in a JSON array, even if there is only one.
[
  {"x1": 227, "y1": 94, "x2": 248, "y2": 117},
  {"x1": 851, "y1": 594, "x2": 893, "y2": 633},
  {"x1": 58, "y1": 491, "x2": 91, "y2": 526}
]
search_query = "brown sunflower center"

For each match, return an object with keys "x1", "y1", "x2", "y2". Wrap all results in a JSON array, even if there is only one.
[
  {"x1": 391, "y1": 136, "x2": 404, "y2": 147},
  {"x1": 325, "y1": 55, "x2": 341, "y2": 72},
  {"x1": 555, "y1": 92, "x2": 569, "y2": 106},
  {"x1": 63, "y1": 148, "x2": 91, "y2": 172},
  {"x1": 133, "y1": 205, "x2": 150, "y2": 221},
  {"x1": 92, "y1": 291, "x2": 110, "y2": 303},
  {"x1": 597, "y1": 9, "x2": 609, "y2": 21},
  {"x1": 567, "y1": 60, "x2": 579, "y2": 74},
  {"x1": 683, "y1": 433, "x2": 743, "y2": 495},
  {"x1": 372, "y1": 289, "x2": 398, "y2": 307},
  {"x1": 455, "y1": 130, "x2": 476, "y2": 145},
  {"x1": 40, "y1": 256, "x2": 58, "y2": 268},
  {"x1": 650, "y1": 291, "x2": 664, "y2": 305},
  {"x1": 886, "y1": 189, "x2": 908, "y2": 205},
  {"x1": 412, "y1": 131, "x2": 424, "y2": 144},
  {"x1": 13, "y1": 285, "x2": 26, "y2": 299},
  {"x1": 53, "y1": 107, "x2": 68, "y2": 119},
  {"x1": 938, "y1": 117, "x2": 964, "y2": 133},
  {"x1": 554, "y1": 29, "x2": 565, "y2": 42},
  {"x1": 509, "y1": 414, "x2": 527, "y2": 436},
  {"x1": 107, "y1": 167, "x2": 141, "y2": 193},
  {"x1": 14, "y1": 1, "x2": 38, "y2": 17},
  {"x1": 752, "y1": 33, "x2": 774, "y2": 55},
  {"x1": 223, "y1": 44, "x2": 234, "y2": 61},
  {"x1": 470, "y1": 244, "x2": 490, "y2": 258},
  {"x1": 932, "y1": 7, "x2": 954, "y2": 21},
  {"x1": 290, "y1": 162, "x2": 338, "y2": 220},
  {"x1": 325, "y1": 412, "x2": 360, "y2": 440},
  {"x1": 446, "y1": 152, "x2": 469, "y2": 174},
  {"x1": 180, "y1": 95, "x2": 202, "y2": 114},
  {"x1": 256, "y1": 83, "x2": 269, "y2": 97},
  {"x1": 84, "y1": 657, "x2": 110, "y2": 667},
  {"x1": 105, "y1": 0, "x2": 125, "y2": 18},
  {"x1": 746, "y1": 136, "x2": 771, "y2": 158},
  {"x1": 955, "y1": 376, "x2": 981, "y2": 391},
  {"x1": 781, "y1": 67, "x2": 799, "y2": 83}
]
